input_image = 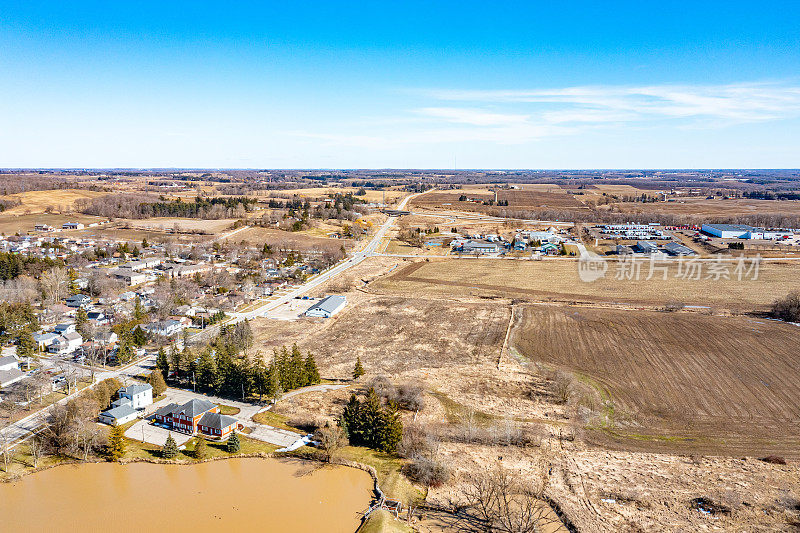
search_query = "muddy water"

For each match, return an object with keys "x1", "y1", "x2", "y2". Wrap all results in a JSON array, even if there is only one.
[{"x1": 0, "y1": 458, "x2": 373, "y2": 532}]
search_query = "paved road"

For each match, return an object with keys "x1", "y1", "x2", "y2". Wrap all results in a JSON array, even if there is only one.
[
  {"x1": 2, "y1": 354, "x2": 156, "y2": 448},
  {"x1": 229, "y1": 190, "x2": 426, "y2": 322},
  {"x1": 1, "y1": 191, "x2": 425, "y2": 448}
]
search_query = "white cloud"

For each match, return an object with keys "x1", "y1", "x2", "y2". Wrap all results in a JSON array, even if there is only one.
[{"x1": 427, "y1": 82, "x2": 800, "y2": 123}]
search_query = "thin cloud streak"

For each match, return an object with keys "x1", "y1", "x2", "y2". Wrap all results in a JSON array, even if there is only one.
[{"x1": 427, "y1": 82, "x2": 800, "y2": 122}]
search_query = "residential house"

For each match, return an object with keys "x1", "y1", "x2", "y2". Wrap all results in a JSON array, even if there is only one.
[
  {"x1": 62, "y1": 222, "x2": 85, "y2": 230},
  {"x1": 112, "y1": 268, "x2": 147, "y2": 286},
  {"x1": 141, "y1": 319, "x2": 184, "y2": 338},
  {"x1": 118, "y1": 383, "x2": 153, "y2": 409},
  {"x1": 87, "y1": 310, "x2": 110, "y2": 325},
  {"x1": 49, "y1": 332, "x2": 83, "y2": 355},
  {"x1": 33, "y1": 331, "x2": 61, "y2": 351},
  {"x1": 99, "y1": 401, "x2": 138, "y2": 426},
  {"x1": 0, "y1": 355, "x2": 25, "y2": 387},
  {"x1": 65, "y1": 294, "x2": 92, "y2": 309},
  {"x1": 197, "y1": 412, "x2": 238, "y2": 440},
  {"x1": 154, "y1": 399, "x2": 219, "y2": 435},
  {"x1": 54, "y1": 323, "x2": 77, "y2": 335}
]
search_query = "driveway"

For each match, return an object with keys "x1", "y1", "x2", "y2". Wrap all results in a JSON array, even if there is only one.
[
  {"x1": 246, "y1": 425, "x2": 302, "y2": 448},
  {"x1": 124, "y1": 419, "x2": 193, "y2": 448}
]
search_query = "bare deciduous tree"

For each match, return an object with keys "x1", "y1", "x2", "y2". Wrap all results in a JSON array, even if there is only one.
[
  {"x1": 463, "y1": 461, "x2": 557, "y2": 533},
  {"x1": 40, "y1": 267, "x2": 70, "y2": 305},
  {"x1": 313, "y1": 422, "x2": 348, "y2": 462}
]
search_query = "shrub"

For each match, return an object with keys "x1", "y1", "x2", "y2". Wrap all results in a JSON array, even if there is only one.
[
  {"x1": 772, "y1": 292, "x2": 800, "y2": 322},
  {"x1": 402, "y1": 455, "x2": 450, "y2": 487}
]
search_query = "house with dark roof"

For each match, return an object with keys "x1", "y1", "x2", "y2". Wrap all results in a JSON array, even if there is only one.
[
  {"x1": 154, "y1": 398, "x2": 220, "y2": 435},
  {"x1": 197, "y1": 412, "x2": 238, "y2": 440}
]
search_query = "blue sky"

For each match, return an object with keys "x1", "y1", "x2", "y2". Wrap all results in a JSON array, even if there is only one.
[{"x1": 1, "y1": 1, "x2": 799, "y2": 168}]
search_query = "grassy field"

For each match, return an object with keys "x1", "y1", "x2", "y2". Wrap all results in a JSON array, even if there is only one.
[
  {"x1": 375, "y1": 258, "x2": 800, "y2": 311},
  {"x1": 0, "y1": 213, "x2": 103, "y2": 235},
  {"x1": 512, "y1": 305, "x2": 800, "y2": 456},
  {"x1": 0, "y1": 189, "x2": 109, "y2": 215}
]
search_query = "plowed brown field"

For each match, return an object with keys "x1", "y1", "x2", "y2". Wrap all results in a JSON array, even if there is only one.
[{"x1": 512, "y1": 306, "x2": 800, "y2": 456}]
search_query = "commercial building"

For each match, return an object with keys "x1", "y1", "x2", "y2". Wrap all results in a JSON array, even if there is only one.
[
  {"x1": 701, "y1": 224, "x2": 757, "y2": 239},
  {"x1": 305, "y1": 295, "x2": 347, "y2": 318}
]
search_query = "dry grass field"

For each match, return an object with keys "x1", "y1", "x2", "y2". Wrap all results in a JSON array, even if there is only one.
[
  {"x1": 375, "y1": 258, "x2": 800, "y2": 311},
  {"x1": 613, "y1": 196, "x2": 800, "y2": 218},
  {"x1": 512, "y1": 306, "x2": 800, "y2": 456},
  {"x1": 0, "y1": 213, "x2": 103, "y2": 235},
  {"x1": 113, "y1": 217, "x2": 237, "y2": 234},
  {"x1": 0, "y1": 189, "x2": 109, "y2": 215},
  {"x1": 218, "y1": 226, "x2": 346, "y2": 253},
  {"x1": 410, "y1": 188, "x2": 588, "y2": 214}
]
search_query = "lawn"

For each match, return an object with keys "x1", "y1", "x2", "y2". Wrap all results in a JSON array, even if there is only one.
[
  {"x1": 337, "y1": 446, "x2": 424, "y2": 507},
  {"x1": 251, "y1": 410, "x2": 305, "y2": 434}
]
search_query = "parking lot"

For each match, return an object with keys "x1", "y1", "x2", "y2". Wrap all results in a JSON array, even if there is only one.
[{"x1": 263, "y1": 297, "x2": 319, "y2": 321}]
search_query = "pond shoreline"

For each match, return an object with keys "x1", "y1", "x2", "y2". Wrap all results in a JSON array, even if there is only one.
[{"x1": 0, "y1": 453, "x2": 378, "y2": 533}]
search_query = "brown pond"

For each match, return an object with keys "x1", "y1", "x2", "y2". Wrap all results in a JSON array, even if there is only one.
[{"x1": 0, "y1": 458, "x2": 373, "y2": 532}]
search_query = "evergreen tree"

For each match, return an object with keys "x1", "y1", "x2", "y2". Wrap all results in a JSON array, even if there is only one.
[
  {"x1": 107, "y1": 425, "x2": 126, "y2": 461},
  {"x1": 289, "y1": 344, "x2": 304, "y2": 389},
  {"x1": 226, "y1": 432, "x2": 241, "y2": 453},
  {"x1": 162, "y1": 433, "x2": 178, "y2": 459},
  {"x1": 148, "y1": 369, "x2": 167, "y2": 397},
  {"x1": 133, "y1": 297, "x2": 146, "y2": 320},
  {"x1": 75, "y1": 307, "x2": 89, "y2": 337},
  {"x1": 340, "y1": 393, "x2": 364, "y2": 446},
  {"x1": 141, "y1": 238, "x2": 149, "y2": 249},
  {"x1": 67, "y1": 268, "x2": 79, "y2": 295},
  {"x1": 193, "y1": 436, "x2": 208, "y2": 460},
  {"x1": 116, "y1": 335, "x2": 135, "y2": 365},
  {"x1": 253, "y1": 355, "x2": 270, "y2": 401},
  {"x1": 168, "y1": 344, "x2": 181, "y2": 378},
  {"x1": 269, "y1": 361, "x2": 283, "y2": 403},
  {"x1": 352, "y1": 357, "x2": 365, "y2": 380},
  {"x1": 304, "y1": 353, "x2": 320, "y2": 386},
  {"x1": 132, "y1": 325, "x2": 148, "y2": 347},
  {"x1": 156, "y1": 347, "x2": 170, "y2": 378},
  {"x1": 17, "y1": 326, "x2": 37, "y2": 359},
  {"x1": 376, "y1": 400, "x2": 403, "y2": 453},
  {"x1": 338, "y1": 388, "x2": 403, "y2": 454},
  {"x1": 196, "y1": 350, "x2": 218, "y2": 392}
]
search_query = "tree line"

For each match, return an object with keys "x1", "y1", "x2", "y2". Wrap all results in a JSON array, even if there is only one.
[
  {"x1": 155, "y1": 322, "x2": 321, "y2": 402},
  {"x1": 77, "y1": 194, "x2": 257, "y2": 220}
]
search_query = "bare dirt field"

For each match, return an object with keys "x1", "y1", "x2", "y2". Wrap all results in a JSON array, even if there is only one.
[
  {"x1": 512, "y1": 305, "x2": 800, "y2": 457},
  {"x1": 374, "y1": 258, "x2": 800, "y2": 312},
  {"x1": 0, "y1": 189, "x2": 109, "y2": 215}
]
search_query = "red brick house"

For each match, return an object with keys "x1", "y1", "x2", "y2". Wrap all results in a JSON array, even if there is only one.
[{"x1": 154, "y1": 398, "x2": 238, "y2": 439}]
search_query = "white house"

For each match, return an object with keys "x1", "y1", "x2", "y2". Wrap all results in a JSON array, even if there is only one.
[
  {"x1": 62, "y1": 222, "x2": 85, "y2": 230},
  {"x1": 0, "y1": 355, "x2": 25, "y2": 388},
  {"x1": 99, "y1": 401, "x2": 138, "y2": 426},
  {"x1": 49, "y1": 332, "x2": 83, "y2": 355},
  {"x1": 141, "y1": 319, "x2": 184, "y2": 337},
  {"x1": 33, "y1": 332, "x2": 61, "y2": 351},
  {"x1": 118, "y1": 383, "x2": 153, "y2": 410},
  {"x1": 54, "y1": 323, "x2": 77, "y2": 336}
]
